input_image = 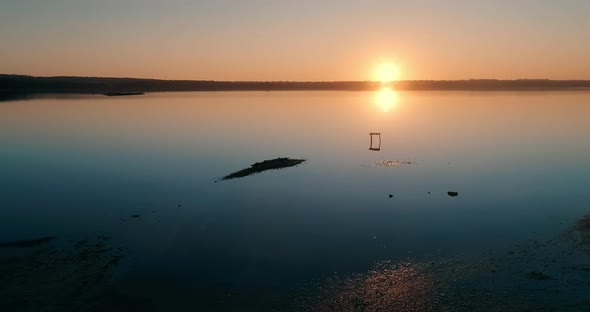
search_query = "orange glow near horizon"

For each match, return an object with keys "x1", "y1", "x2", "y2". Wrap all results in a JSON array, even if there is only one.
[{"x1": 2, "y1": 2, "x2": 589, "y2": 80}]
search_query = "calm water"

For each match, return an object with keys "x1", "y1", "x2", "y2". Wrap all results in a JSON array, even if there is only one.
[{"x1": 1, "y1": 90, "x2": 590, "y2": 309}]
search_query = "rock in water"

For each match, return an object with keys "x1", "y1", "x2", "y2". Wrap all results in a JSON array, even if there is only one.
[{"x1": 221, "y1": 157, "x2": 306, "y2": 180}]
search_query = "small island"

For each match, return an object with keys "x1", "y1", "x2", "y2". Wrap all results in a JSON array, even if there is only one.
[
  {"x1": 221, "y1": 157, "x2": 306, "y2": 180},
  {"x1": 103, "y1": 92, "x2": 144, "y2": 97}
]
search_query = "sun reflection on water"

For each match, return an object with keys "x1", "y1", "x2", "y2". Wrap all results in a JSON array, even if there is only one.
[{"x1": 375, "y1": 87, "x2": 398, "y2": 112}]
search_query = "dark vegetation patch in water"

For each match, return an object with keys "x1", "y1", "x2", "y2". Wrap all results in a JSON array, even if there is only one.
[
  {"x1": 575, "y1": 214, "x2": 590, "y2": 233},
  {"x1": 0, "y1": 237, "x2": 123, "y2": 311},
  {"x1": 221, "y1": 157, "x2": 305, "y2": 180},
  {"x1": 571, "y1": 214, "x2": 590, "y2": 247},
  {"x1": 0, "y1": 236, "x2": 56, "y2": 248}
]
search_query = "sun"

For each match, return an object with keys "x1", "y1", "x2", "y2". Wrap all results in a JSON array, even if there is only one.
[{"x1": 375, "y1": 63, "x2": 399, "y2": 83}]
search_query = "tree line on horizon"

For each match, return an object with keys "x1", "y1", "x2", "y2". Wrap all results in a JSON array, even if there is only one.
[{"x1": 2, "y1": 74, "x2": 590, "y2": 98}]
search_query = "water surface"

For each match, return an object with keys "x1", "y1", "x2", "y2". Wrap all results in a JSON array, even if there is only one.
[{"x1": 1, "y1": 90, "x2": 589, "y2": 310}]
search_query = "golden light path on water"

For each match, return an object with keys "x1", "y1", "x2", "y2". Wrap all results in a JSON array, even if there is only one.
[{"x1": 375, "y1": 87, "x2": 398, "y2": 112}]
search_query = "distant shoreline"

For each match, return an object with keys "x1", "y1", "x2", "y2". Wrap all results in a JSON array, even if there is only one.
[{"x1": 2, "y1": 74, "x2": 590, "y2": 100}]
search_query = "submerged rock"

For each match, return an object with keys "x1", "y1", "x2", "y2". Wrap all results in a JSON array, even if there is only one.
[
  {"x1": 221, "y1": 157, "x2": 306, "y2": 180},
  {"x1": 526, "y1": 271, "x2": 552, "y2": 280}
]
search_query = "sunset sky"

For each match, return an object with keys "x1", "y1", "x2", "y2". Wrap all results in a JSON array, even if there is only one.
[{"x1": 1, "y1": 0, "x2": 589, "y2": 81}]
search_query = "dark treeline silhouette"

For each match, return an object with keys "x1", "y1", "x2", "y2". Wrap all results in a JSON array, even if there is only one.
[{"x1": 2, "y1": 74, "x2": 590, "y2": 98}]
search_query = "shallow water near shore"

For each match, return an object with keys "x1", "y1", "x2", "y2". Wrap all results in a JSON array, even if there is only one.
[{"x1": 1, "y1": 90, "x2": 590, "y2": 310}]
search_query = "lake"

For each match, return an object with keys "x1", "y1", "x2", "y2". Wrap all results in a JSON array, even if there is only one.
[{"x1": 1, "y1": 90, "x2": 590, "y2": 311}]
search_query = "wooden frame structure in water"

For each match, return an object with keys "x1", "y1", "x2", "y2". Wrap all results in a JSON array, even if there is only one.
[{"x1": 369, "y1": 133, "x2": 381, "y2": 151}]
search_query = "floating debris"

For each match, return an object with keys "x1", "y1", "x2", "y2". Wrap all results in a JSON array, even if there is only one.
[
  {"x1": 221, "y1": 157, "x2": 305, "y2": 180},
  {"x1": 363, "y1": 160, "x2": 415, "y2": 168},
  {"x1": 447, "y1": 191, "x2": 459, "y2": 197},
  {"x1": 0, "y1": 236, "x2": 56, "y2": 248}
]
